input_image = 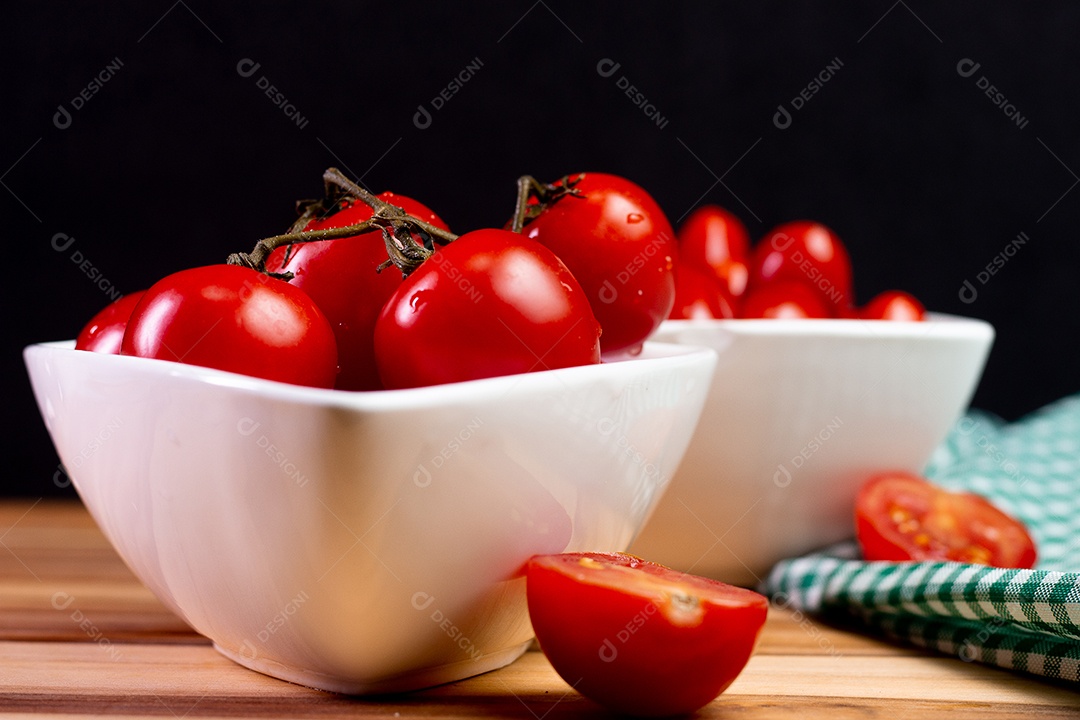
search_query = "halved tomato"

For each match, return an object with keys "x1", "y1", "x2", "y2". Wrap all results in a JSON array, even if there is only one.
[
  {"x1": 526, "y1": 552, "x2": 767, "y2": 717},
  {"x1": 855, "y1": 473, "x2": 1037, "y2": 568}
]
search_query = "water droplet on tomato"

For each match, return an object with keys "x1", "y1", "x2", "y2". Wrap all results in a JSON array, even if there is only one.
[{"x1": 626, "y1": 213, "x2": 644, "y2": 224}]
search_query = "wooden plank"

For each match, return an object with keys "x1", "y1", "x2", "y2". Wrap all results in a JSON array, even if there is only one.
[
  {"x1": 3, "y1": 642, "x2": 1079, "y2": 718},
  {"x1": 2, "y1": 500, "x2": 1079, "y2": 718},
  {"x1": 0, "y1": 499, "x2": 197, "y2": 643}
]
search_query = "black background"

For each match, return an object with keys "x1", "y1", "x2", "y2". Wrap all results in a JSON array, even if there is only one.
[{"x1": 6, "y1": 2, "x2": 1079, "y2": 496}]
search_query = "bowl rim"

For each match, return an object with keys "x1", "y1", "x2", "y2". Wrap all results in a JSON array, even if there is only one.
[
  {"x1": 657, "y1": 311, "x2": 994, "y2": 341},
  {"x1": 24, "y1": 339, "x2": 717, "y2": 412}
]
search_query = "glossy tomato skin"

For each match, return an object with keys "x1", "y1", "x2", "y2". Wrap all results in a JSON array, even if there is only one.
[
  {"x1": 859, "y1": 290, "x2": 926, "y2": 321},
  {"x1": 120, "y1": 265, "x2": 338, "y2": 388},
  {"x1": 75, "y1": 291, "x2": 146, "y2": 354},
  {"x1": 265, "y1": 193, "x2": 449, "y2": 391},
  {"x1": 669, "y1": 264, "x2": 735, "y2": 320},
  {"x1": 739, "y1": 279, "x2": 831, "y2": 319},
  {"x1": 678, "y1": 204, "x2": 750, "y2": 298},
  {"x1": 855, "y1": 473, "x2": 1037, "y2": 568},
  {"x1": 748, "y1": 221, "x2": 852, "y2": 314},
  {"x1": 374, "y1": 229, "x2": 601, "y2": 390},
  {"x1": 527, "y1": 552, "x2": 768, "y2": 717},
  {"x1": 523, "y1": 173, "x2": 676, "y2": 356}
]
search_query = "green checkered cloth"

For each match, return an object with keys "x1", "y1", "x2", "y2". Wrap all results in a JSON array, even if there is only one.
[{"x1": 763, "y1": 394, "x2": 1080, "y2": 681}]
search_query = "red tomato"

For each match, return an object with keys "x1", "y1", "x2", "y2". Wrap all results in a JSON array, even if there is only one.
[
  {"x1": 739, "y1": 279, "x2": 831, "y2": 319},
  {"x1": 75, "y1": 291, "x2": 146, "y2": 354},
  {"x1": 523, "y1": 173, "x2": 677, "y2": 356},
  {"x1": 860, "y1": 290, "x2": 926, "y2": 321},
  {"x1": 668, "y1": 264, "x2": 735, "y2": 320},
  {"x1": 265, "y1": 193, "x2": 449, "y2": 391},
  {"x1": 121, "y1": 265, "x2": 338, "y2": 388},
  {"x1": 526, "y1": 552, "x2": 768, "y2": 717},
  {"x1": 748, "y1": 221, "x2": 852, "y2": 314},
  {"x1": 855, "y1": 473, "x2": 1037, "y2": 568},
  {"x1": 677, "y1": 204, "x2": 750, "y2": 297},
  {"x1": 374, "y1": 229, "x2": 601, "y2": 389}
]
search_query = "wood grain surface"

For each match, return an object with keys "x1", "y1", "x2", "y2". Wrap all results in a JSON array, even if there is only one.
[{"x1": 2, "y1": 500, "x2": 1078, "y2": 718}]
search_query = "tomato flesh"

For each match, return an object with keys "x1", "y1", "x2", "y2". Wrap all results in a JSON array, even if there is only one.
[
  {"x1": 669, "y1": 264, "x2": 735, "y2": 320},
  {"x1": 677, "y1": 204, "x2": 750, "y2": 298},
  {"x1": 855, "y1": 473, "x2": 1037, "y2": 568},
  {"x1": 265, "y1": 193, "x2": 449, "y2": 390},
  {"x1": 76, "y1": 291, "x2": 146, "y2": 354},
  {"x1": 859, "y1": 290, "x2": 926, "y2": 321},
  {"x1": 748, "y1": 220, "x2": 852, "y2": 314},
  {"x1": 526, "y1": 552, "x2": 767, "y2": 717},
  {"x1": 120, "y1": 265, "x2": 338, "y2": 388},
  {"x1": 523, "y1": 173, "x2": 677, "y2": 356},
  {"x1": 738, "y1": 279, "x2": 831, "y2": 319},
  {"x1": 374, "y1": 229, "x2": 601, "y2": 389}
]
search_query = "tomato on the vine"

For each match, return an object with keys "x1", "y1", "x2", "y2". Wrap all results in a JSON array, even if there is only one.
[
  {"x1": 521, "y1": 173, "x2": 677, "y2": 356},
  {"x1": 265, "y1": 193, "x2": 449, "y2": 390},
  {"x1": 374, "y1": 229, "x2": 601, "y2": 389},
  {"x1": 677, "y1": 204, "x2": 750, "y2": 298},
  {"x1": 526, "y1": 552, "x2": 768, "y2": 717},
  {"x1": 859, "y1": 290, "x2": 926, "y2": 321},
  {"x1": 669, "y1": 264, "x2": 735, "y2": 320},
  {"x1": 855, "y1": 473, "x2": 1037, "y2": 568},
  {"x1": 748, "y1": 221, "x2": 852, "y2": 315},
  {"x1": 75, "y1": 291, "x2": 146, "y2": 354},
  {"x1": 739, "y1": 279, "x2": 830, "y2": 319},
  {"x1": 120, "y1": 264, "x2": 338, "y2": 388}
]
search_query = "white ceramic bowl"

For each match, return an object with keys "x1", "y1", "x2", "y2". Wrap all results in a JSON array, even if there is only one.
[
  {"x1": 629, "y1": 313, "x2": 994, "y2": 586},
  {"x1": 25, "y1": 341, "x2": 715, "y2": 694}
]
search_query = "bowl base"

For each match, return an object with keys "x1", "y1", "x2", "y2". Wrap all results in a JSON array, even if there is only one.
[{"x1": 213, "y1": 640, "x2": 532, "y2": 695}]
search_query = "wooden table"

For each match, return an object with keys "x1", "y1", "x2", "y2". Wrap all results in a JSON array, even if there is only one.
[{"x1": 2, "y1": 500, "x2": 1077, "y2": 718}]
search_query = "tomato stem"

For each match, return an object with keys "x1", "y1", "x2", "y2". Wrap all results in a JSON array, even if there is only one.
[
  {"x1": 321, "y1": 168, "x2": 457, "y2": 247},
  {"x1": 508, "y1": 173, "x2": 586, "y2": 233},
  {"x1": 226, "y1": 222, "x2": 384, "y2": 278},
  {"x1": 226, "y1": 167, "x2": 459, "y2": 279}
]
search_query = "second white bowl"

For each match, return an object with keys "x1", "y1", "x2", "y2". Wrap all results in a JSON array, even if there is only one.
[{"x1": 629, "y1": 314, "x2": 994, "y2": 586}]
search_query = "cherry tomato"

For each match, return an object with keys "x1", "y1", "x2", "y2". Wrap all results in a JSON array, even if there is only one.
[
  {"x1": 526, "y1": 552, "x2": 768, "y2": 717},
  {"x1": 265, "y1": 193, "x2": 449, "y2": 391},
  {"x1": 121, "y1": 265, "x2": 338, "y2": 388},
  {"x1": 855, "y1": 473, "x2": 1037, "y2": 568},
  {"x1": 523, "y1": 173, "x2": 677, "y2": 356},
  {"x1": 668, "y1": 264, "x2": 735, "y2": 320},
  {"x1": 75, "y1": 291, "x2": 146, "y2": 354},
  {"x1": 859, "y1": 290, "x2": 926, "y2": 321},
  {"x1": 748, "y1": 221, "x2": 852, "y2": 314},
  {"x1": 677, "y1": 204, "x2": 750, "y2": 298},
  {"x1": 739, "y1": 279, "x2": 831, "y2": 319},
  {"x1": 374, "y1": 229, "x2": 601, "y2": 389}
]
